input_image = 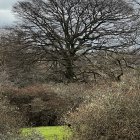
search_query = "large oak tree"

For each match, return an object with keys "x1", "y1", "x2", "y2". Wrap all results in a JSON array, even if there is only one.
[{"x1": 13, "y1": 0, "x2": 140, "y2": 82}]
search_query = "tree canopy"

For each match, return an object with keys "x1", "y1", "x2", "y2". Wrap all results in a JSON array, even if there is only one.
[{"x1": 12, "y1": 0, "x2": 140, "y2": 82}]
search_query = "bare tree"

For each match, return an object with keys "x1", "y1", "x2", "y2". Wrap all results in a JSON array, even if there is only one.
[
  {"x1": 13, "y1": 0, "x2": 140, "y2": 82},
  {"x1": 0, "y1": 28, "x2": 40, "y2": 85}
]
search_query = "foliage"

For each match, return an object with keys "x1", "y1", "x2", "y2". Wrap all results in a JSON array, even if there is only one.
[
  {"x1": 1, "y1": 84, "x2": 77, "y2": 127},
  {"x1": 64, "y1": 72, "x2": 140, "y2": 140}
]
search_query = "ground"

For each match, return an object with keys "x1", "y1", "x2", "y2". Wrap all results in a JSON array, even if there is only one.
[{"x1": 22, "y1": 126, "x2": 71, "y2": 140}]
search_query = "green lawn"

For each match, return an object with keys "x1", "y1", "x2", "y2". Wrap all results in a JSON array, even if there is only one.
[{"x1": 22, "y1": 126, "x2": 72, "y2": 140}]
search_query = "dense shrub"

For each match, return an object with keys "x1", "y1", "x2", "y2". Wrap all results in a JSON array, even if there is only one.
[
  {"x1": 1, "y1": 84, "x2": 74, "y2": 127},
  {"x1": 0, "y1": 93, "x2": 23, "y2": 139},
  {"x1": 64, "y1": 73, "x2": 140, "y2": 140},
  {"x1": 0, "y1": 88, "x2": 46, "y2": 140}
]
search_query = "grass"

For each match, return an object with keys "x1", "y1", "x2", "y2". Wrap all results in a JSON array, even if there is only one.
[{"x1": 22, "y1": 126, "x2": 71, "y2": 140}]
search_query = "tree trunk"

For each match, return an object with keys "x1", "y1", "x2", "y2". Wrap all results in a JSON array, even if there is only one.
[{"x1": 65, "y1": 58, "x2": 75, "y2": 82}]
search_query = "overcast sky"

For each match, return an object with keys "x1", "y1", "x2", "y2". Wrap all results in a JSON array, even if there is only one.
[
  {"x1": 0, "y1": 0, "x2": 22, "y2": 27},
  {"x1": 0, "y1": 0, "x2": 140, "y2": 27}
]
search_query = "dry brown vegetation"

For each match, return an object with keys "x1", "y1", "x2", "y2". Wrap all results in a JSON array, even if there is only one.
[
  {"x1": 0, "y1": 85, "x2": 45, "y2": 140},
  {"x1": 63, "y1": 71, "x2": 140, "y2": 140},
  {"x1": 0, "y1": 67, "x2": 140, "y2": 140},
  {"x1": 0, "y1": 92, "x2": 24, "y2": 139},
  {"x1": 0, "y1": 0, "x2": 140, "y2": 139},
  {"x1": 0, "y1": 29, "x2": 140, "y2": 140},
  {"x1": 1, "y1": 83, "x2": 83, "y2": 127}
]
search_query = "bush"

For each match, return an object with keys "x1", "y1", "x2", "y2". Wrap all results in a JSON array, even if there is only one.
[
  {"x1": 1, "y1": 84, "x2": 74, "y2": 127},
  {"x1": 0, "y1": 91, "x2": 46, "y2": 140},
  {"x1": 0, "y1": 93, "x2": 23, "y2": 138},
  {"x1": 64, "y1": 74, "x2": 140, "y2": 140}
]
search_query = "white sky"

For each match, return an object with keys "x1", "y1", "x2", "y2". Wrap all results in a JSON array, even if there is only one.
[
  {"x1": 0, "y1": 0, "x2": 140, "y2": 27},
  {"x1": 0, "y1": 0, "x2": 22, "y2": 27}
]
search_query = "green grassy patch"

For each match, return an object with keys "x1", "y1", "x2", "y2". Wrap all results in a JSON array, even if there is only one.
[{"x1": 22, "y1": 126, "x2": 71, "y2": 140}]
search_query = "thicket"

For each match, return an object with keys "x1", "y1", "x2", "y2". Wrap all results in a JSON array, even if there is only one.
[
  {"x1": 63, "y1": 71, "x2": 140, "y2": 140},
  {"x1": 0, "y1": 0, "x2": 140, "y2": 139},
  {"x1": 0, "y1": 90, "x2": 45, "y2": 140}
]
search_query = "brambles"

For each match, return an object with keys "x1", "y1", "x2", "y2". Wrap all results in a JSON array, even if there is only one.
[
  {"x1": 1, "y1": 84, "x2": 78, "y2": 127},
  {"x1": 64, "y1": 73, "x2": 140, "y2": 140},
  {"x1": 0, "y1": 92, "x2": 23, "y2": 139}
]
